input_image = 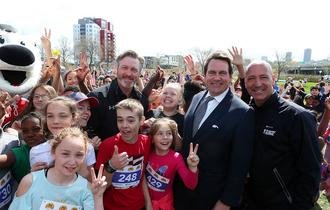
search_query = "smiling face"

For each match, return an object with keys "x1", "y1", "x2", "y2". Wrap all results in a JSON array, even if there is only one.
[
  {"x1": 0, "y1": 24, "x2": 41, "y2": 94},
  {"x1": 117, "y1": 108, "x2": 144, "y2": 143},
  {"x1": 65, "y1": 71, "x2": 78, "y2": 86},
  {"x1": 160, "y1": 85, "x2": 181, "y2": 111},
  {"x1": 245, "y1": 62, "x2": 275, "y2": 107},
  {"x1": 116, "y1": 56, "x2": 140, "y2": 95},
  {"x1": 21, "y1": 117, "x2": 44, "y2": 147},
  {"x1": 152, "y1": 123, "x2": 173, "y2": 156},
  {"x1": 204, "y1": 59, "x2": 231, "y2": 96},
  {"x1": 76, "y1": 100, "x2": 91, "y2": 127},
  {"x1": 46, "y1": 101, "x2": 75, "y2": 136},
  {"x1": 32, "y1": 87, "x2": 50, "y2": 112},
  {"x1": 52, "y1": 135, "x2": 86, "y2": 176}
]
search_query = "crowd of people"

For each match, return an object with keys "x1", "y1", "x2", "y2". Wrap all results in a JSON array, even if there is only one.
[{"x1": 0, "y1": 29, "x2": 327, "y2": 210}]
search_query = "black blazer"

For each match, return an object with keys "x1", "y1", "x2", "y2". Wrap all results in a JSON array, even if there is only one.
[{"x1": 182, "y1": 90, "x2": 255, "y2": 209}]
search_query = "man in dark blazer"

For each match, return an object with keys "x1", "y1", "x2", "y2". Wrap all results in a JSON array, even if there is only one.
[{"x1": 177, "y1": 51, "x2": 255, "y2": 210}]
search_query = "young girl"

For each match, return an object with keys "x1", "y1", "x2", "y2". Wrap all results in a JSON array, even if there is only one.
[
  {"x1": 145, "y1": 118, "x2": 199, "y2": 210},
  {"x1": 0, "y1": 112, "x2": 45, "y2": 183},
  {"x1": 145, "y1": 83, "x2": 184, "y2": 137},
  {"x1": 9, "y1": 127, "x2": 107, "y2": 210},
  {"x1": 6, "y1": 84, "x2": 57, "y2": 131},
  {"x1": 29, "y1": 97, "x2": 96, "y2": 179}
]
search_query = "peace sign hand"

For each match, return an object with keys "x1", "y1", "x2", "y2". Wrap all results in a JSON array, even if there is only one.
[
  {"x1": 90, "y1": 164, "x2": 107, "y2": 198},
  {"x1": 187, "y1": 143, "x2": 199, "y2": 172}
]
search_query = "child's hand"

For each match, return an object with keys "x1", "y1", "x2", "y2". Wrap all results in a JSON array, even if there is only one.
[
  {"x1": 110, "y1": 145, "x2": 129, "y2": 170},
  {"x1": 187, "y1": 143, "x2": 199, "y2": 172},
  {"x1": 90, "y1": 164, "x2": 107, "y2": 198},
  {"x1": 31, "y1": 162, "x2": 48, "y2": 172}
]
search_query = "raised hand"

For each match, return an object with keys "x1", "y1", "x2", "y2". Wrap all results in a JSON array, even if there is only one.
[
  {"x1": 324, "y1": 97, "x2": 330, "y2": 111},
  {"x1": 89, "y1": 136, "x2": 102, "y2": 150},
  {"x1": 90, "y1": 164, "x2": 107, "y2": 197},
  {"x1": 228, "y1": 46, "x2": 243, "y2": 67},
  {"x1": 109, "y1": 145, "x2": 129, "y2": 170},
  {"x1": 76, "y1": 52, "x2": 89, "y2": 82},
  {"x1": 40, "y1": 28, "x2": 51, "y2": 51},
  {"x1": 0, "y1": 92, "x2": 10, "y2": 120},
  {"x1": 184, "y1": 55, "x2": 198, "y2": 75},
  {"x1": 187, "y1": 143, "x2": 199, "y2": 171}
]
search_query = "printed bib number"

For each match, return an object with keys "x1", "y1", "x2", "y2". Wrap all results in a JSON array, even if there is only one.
[
  {"x1": 112, "y1": 164, "x2": 142, "y2": 189},
  {"x1": 39, "y1": 199, "x2": 82, "y2": 210},
  {"x1": 0, "y1": 172, "x2": 13, "y2": 208},
  {"x1": 146, "y1": 164, "x2": 170, "y2": 192}
]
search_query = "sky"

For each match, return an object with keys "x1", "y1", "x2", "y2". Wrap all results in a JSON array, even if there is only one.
[{"x1": 2, "y1": 0, "x2": 330, "y2": 61}]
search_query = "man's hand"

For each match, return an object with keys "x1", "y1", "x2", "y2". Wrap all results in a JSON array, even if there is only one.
[
  {"x1": 228, "y1": 46, "x2": 243, "y2": 67},
  {"x1": 213, "y1": 200, "x2": 230, "y2": 210},
  {"x1": 109, "y1": 145, "x2": 129, "y2": 170},
  {"x1": 228, "y1": 46, "x2": 245, "y2": 78}
]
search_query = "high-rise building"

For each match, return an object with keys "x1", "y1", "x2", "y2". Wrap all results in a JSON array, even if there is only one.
[
  {"x1": 73, "y1": 17, "x2": 116, "y2": 64},
  {"x1": 285, "y1": 52, "x2": 292, "y2": 62},
  {"x1": 303, "y1": 48, "x2": 312, "y2": 63}
]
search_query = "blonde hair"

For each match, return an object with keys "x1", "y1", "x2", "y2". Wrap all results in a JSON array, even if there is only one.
[
  {"x1": 115, "y1": 98, "x2": 144, "y2": 119},
  {"x1": 50, "y1": 127, "x2": 87, "y2": 154},
  {"x1": 162, "y1": 82, "x2": 183, "y2": 106}
]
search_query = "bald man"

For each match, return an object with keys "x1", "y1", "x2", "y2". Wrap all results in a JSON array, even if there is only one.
[{"x1": 243, "y1": 61, "x2": 321, "y2": 210}]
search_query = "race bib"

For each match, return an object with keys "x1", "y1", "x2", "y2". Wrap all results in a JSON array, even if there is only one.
[
  {"x1": 39, "y1": 199, "x2": 82, "y2": 210},
  {"x1": 0, "y1": 172, "x2": 13, "y2": 208},
  {"x1": 112, "y1": 156, "x2": 144, "y2": 189},
  {"x1": 146, "y1": 163, "x2": 170, "y2": 192}
]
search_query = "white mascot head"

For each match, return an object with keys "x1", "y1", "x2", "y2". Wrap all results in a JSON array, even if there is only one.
[{"x1": 0, "y1": 24, "x2": 41, "y2": 94}]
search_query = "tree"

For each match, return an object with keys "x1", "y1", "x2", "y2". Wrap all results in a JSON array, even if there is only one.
[
  {"x1": 274, "y1": 51, "x2": 288, "y2": 80},
  {"x1": 57, "y1": 36, "x2": 73, "y2": 68},
  {"x1": 193, "y1": 48, "x2": 213, "y2": 73}
]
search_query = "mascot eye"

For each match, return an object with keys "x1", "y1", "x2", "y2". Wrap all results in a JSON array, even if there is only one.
[
  {"x1": 0, "y1": 35, "x2": 5, "y2": 44},
  {"x1": 20, "y1": 41, "x2": 25, "y2": 46}
]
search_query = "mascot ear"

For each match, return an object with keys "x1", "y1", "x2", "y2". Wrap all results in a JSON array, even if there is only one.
[{"x1": 0, "y1": 24, "x2": 41, "y2": 94}]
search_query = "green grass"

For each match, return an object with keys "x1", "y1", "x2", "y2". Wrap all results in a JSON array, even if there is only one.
[
  {"x1": 277, "y1": 81, "x2": 318, "y2": 94},
  {"x1": 313, "y1": 194, "x2": 330, "y2": 210}
]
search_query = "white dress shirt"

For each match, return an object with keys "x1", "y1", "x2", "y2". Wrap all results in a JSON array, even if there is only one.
[{"x1": 198, "y1": 88, "x2": 229, "y2": 129}]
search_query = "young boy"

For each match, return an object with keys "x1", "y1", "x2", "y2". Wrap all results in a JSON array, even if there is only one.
[{"x1": 95, "y1": 98, "x2": 151, "y2": 210}]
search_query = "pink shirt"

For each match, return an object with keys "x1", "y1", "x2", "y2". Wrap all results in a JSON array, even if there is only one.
[{"x1": 146, "y1": 150, "x2": 198, "y2": 202}]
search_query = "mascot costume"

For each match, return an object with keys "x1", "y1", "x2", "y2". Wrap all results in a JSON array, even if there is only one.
[{"x1": 0, "y1": 24, "x2": 42, "y2": 126}]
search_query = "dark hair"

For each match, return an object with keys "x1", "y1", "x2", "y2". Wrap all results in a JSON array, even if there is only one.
[
  {"x1": 203, "y1": 51, "x2": 233, "y2": 76},
  {"x1": 310, "y1": 86, "x2": 320, "y2": 91},
  {"x1": 20, "y1": 112, "x2": 43, "y2": 128},
  {"x1": 116, "y1": 50, "x2": 142, "y2": 71},
  {"x1": 63, "y1": 85, "x2": 80, "y2": 93}
]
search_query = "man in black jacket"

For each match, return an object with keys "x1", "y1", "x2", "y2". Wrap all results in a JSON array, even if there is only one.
[
  {"x1": 87, "y1": 50, "x2": 149, "y2": 140},
  {"x1": 244, "y1": 60, "x2": 321, "y2": 210}
]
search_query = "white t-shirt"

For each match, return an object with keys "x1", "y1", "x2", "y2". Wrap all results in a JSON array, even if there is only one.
[{"x1": 29, "y1": 140, "x2": 96, "y2": 167}]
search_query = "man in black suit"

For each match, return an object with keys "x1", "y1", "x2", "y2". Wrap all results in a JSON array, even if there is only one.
[{"x1": 178, "y1": 51, "x2": 255, "y2": 210}]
